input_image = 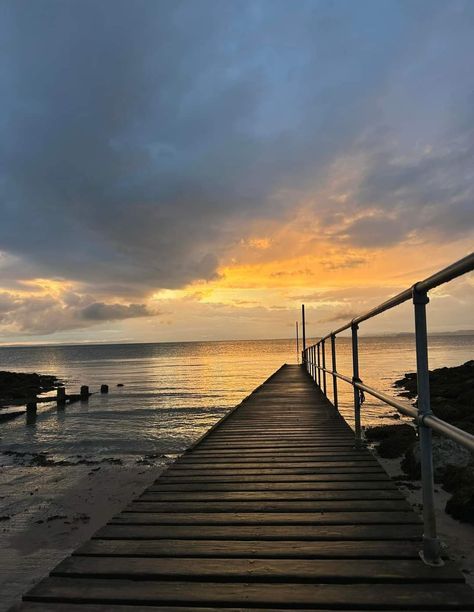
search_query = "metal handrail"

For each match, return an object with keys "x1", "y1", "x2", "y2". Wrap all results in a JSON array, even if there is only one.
[
  {"x1": 318, "y1": 252, "x2": 474, "y2": 341},
  {"x1": 301, "y1": 252, "x2": 474, "y2": 567}
]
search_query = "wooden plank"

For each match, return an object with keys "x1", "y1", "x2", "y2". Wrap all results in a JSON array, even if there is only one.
[
  {"x1": 126, "y1": 500, "x2": 411, "y2": 512},
  {"x1": 163, "y1": 468, "x2": 386, "y2": 476},
  {"x1": 18, "y1": 605, "x2": 379, "y2": 612},
  {"x1": 139, "y1": 490, "x2": 405, "y2": 501},
  {"x1": 51, "y1": 557, "x2": 463, "y2": 583},
  {"x1": 111, "y1": 511, "x2": 420, "y2": 525},
  {"x1": 22, "y1": 605, "x2": 439, "y2": 612},
  {"x1": 171, "y1": 461, "x2": 380, "y2": 469},
  {"x1": 148, "y1": 481, "x2": 399, "y2": 491},
  {"x1": 95, "y1": 524, "x2": 423, "y2": 540},
  {"x1": 158, "y1": 473, "x2": 393, "y2": 482},
  {"x1": 24, "y1": 578, "x2": 474, "y2": 608},
  {"x1": 75, "y1": 538, "x2": 424, "y2": 559},
  {"x1": 187, "y1": 450, "x2": 371, "y2": 456}
]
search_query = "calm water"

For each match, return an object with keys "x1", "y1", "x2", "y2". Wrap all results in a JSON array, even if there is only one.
[{"x1": 0, "y1": 336, "x2": 472, "y2": 466}]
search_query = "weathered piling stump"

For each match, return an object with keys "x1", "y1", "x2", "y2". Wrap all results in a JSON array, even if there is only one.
[
  {"x1": 26, "y1": 399, "x2": 37, "y2": 414},
  {"x1": 80, "y1": 385, "x2": 90, "y2": 401},
  {"x1": 26, "y1": 399, "x2": 37, "y2": 424},
  {"x1": 100, "y1": 384, "x2": 109, "y2": 394},
  {"x1": 56, "y1": 387, "x2": 66, "y2": 406}
]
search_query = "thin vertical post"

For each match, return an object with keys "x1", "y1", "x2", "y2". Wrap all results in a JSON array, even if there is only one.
[
  {"x1": 312, "y1": 345, "x2": 315, "y2": 380},
  {"x1": 413, "y1": 287, "x2": 443, "y2": 566},
  {"x1": 331, "y1": 333, "x2": 338, "y2": 411},
  {"x1": 296, "y1": 321, "x2": 299, "y2": 365},
  {"x1": 351, "y1": 323, "x2": 362, "y2": 445},
  {"x1": 316, "y1": 343, "x2": 321, "y2": 387},
  {"x1": 321, "y1": 339, "x2": 327, "y2": 396},
  {"x1": 301, "y1": 304, "x2": 306, "y2": 364}
]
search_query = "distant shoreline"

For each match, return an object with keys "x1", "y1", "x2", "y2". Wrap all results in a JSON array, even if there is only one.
[{"x1": 0, "y1": 330, "x2": 473, "y2": 349}]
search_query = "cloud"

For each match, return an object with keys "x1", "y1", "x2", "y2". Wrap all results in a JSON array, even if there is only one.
[
  {"x1": 318, "y1": 310, "x2": 359, "y2": 324},
  {"x1": 0, "y1": 290, "x2": 156, "y2": 336},
  {"x1": 80, "y1": 302, "x2": 153, "y2": 321},
  {"x1": 2, "y1": 1, "x2": 472, "y2": 294},
  {"x1": 0, "y1": 1, "x2": 473, "y2": 338}
]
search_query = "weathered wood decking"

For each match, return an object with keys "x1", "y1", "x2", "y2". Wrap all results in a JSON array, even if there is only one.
[{"x1": 17, "y1": 365, "x2": 474, "y2": 610}]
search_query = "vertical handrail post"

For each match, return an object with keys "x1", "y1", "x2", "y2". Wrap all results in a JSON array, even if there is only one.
[
  {"x1": 313, "y1": 345, "x2": 316, "y2": 381},
  {"x1": 321, "y1": 339, "x2": 327, "y2": 396},
  {"x1": 301, "y1": 304, "x2": 306, "y2": 365},
  {"x1": 296, "y1": 321, "x2": 299, "y2": 365},
  {"x1": 413, "y1": 287, "x2": 443, "y2": 566},
  {"x1": 316, "y1": 343, "x2": 321, "y2": 387},
  {"x1": 311, "y1": 345, "x2": 314, "y2": 379},
  {"x1": 351, "y1": 323, "x2": 362, "y2": 445},
  {"x1": 330, "y1": 333, "x2": 338, "y2": 411}
]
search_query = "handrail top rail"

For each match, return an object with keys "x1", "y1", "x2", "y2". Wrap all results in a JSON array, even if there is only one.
[{"x1": 314, "y1": 252, "x2": 474, "y2": 344}]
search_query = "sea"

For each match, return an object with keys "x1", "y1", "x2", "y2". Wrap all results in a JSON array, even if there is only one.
[{"x1": 0, "y1": 335, "x2": 472, "y2": 467}]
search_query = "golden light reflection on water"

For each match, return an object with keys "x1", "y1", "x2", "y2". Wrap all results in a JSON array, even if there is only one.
[{"x1": 0, "y1": 336, "x2": 471, "y2": 466}]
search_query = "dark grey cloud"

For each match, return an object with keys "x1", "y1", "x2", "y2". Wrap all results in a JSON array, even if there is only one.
[
  {"x1": 319, "y1": 310, "x2": 359, "y2": 324},
  {"x1": 80, "y1": 302, "x2": 152, "y2": 321},
  {"x1": 0, "y1": 0, "x2": 473, "y2": 302},
  {"x1": 0, "y1": 291, "x2": 153, "y2": 335}
]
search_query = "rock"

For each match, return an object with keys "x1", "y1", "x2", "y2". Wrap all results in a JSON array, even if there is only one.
[
  {"x1": 454, "y1": 419, "x2": 474, "y2": 435},
  {"x1": 441, "y1": 465, "x2": 474, "y2": 493},
  {"x1": 365, "y1": 424, "x2": 414, "y2": 441},
  {"x1": 0, "y1": 371, "x2": 59, "y2": 407},
  {"x1": 117, "y1": 383, "x2": 124, "y2": 387},
  {"x1": 402, "y1": 436, "x2": 472, "y2": 481},
  {"x1": 457, "y1": 388, "x2": 474, "y2": 407},
  {"x1": 393, "y1": 360, "x2": 474, "y2": 424},
  {"x1": 430, "y1": 399, "x2": 466, "y2": 422},
  {"x1": 445, "y1": 486, "x2": 474, "y2": 523},
  {"x1": 366, "y1": 424, "x2": 417, "y2": 459}
]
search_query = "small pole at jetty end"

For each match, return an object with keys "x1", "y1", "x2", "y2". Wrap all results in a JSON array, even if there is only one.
[
  {"x1": 301, "y1": 304, "x2": 306, "y2": 365},
  {"x1": 295, "y1": 321, "x2": 300, "y2": 365}
]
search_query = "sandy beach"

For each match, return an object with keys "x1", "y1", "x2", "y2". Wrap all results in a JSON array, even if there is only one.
[
  {"x1": 376, "y1": 454, "x2": 474, "y2": 588},
  {"x1": 0, "y1": 464, "x2": 160, "y2": 611}
]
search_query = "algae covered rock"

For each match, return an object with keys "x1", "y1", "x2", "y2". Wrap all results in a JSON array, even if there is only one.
[
  {"x1": 402, "y1": 436, "x2": 472, "y2": 481},
  {"x1": 445, "y1": 486, "x2": 474, "y2": 523},
  {"x1": 365, "y1": 424, "x2": 416, "y2": 459}
]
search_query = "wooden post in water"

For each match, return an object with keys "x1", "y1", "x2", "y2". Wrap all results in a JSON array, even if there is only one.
[
  {"x1": 26, "y1": 398, "x2": 37, "y2": 414},
  {"x1": 56, "y1": 387, "x2": 66, "y2": 406},
  {"x1": 100, "y1": 384, "x2": 109, "y2": 394},
  {"x1": 80, "y1": 385, "x2": 89, "y2": 401}
]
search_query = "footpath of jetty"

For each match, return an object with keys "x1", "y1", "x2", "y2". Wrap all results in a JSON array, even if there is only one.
[{"x1": 15, "y1": 364, "x2": 474, "y2": 610}]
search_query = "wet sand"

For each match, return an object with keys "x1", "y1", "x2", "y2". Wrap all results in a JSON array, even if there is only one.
[
  {"x1": 377, "y1": 454, "x2": 474, "y2": 588},
  {"x1": 0, "y1": 465, "x2": 160, "y2": 611}
]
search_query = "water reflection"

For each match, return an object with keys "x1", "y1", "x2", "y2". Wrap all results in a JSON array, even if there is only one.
[{"x1": 0, "y1": 336, "x2": 472, "y2": 465}]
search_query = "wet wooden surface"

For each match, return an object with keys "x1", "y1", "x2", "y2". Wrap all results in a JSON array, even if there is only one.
[{"x1": 18, "y1": 365, "x2": 474, "y2": 610}]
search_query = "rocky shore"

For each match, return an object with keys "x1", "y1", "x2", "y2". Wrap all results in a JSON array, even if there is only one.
[
  {"x1": 367, "y1": 360, "x2": 474, "y2": 523},
  {"x1": 0, "y1": 371, "x2": 59, "y2": 408}
]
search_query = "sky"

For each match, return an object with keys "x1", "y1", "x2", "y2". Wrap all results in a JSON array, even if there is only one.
[{"x1": 0, "y1": 0, "x2": 473, "y2": 345}]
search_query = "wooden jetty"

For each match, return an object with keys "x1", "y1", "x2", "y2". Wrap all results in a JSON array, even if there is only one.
[{"x1": 17, "y1": 364, "x2": 474, "y2": 610}]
